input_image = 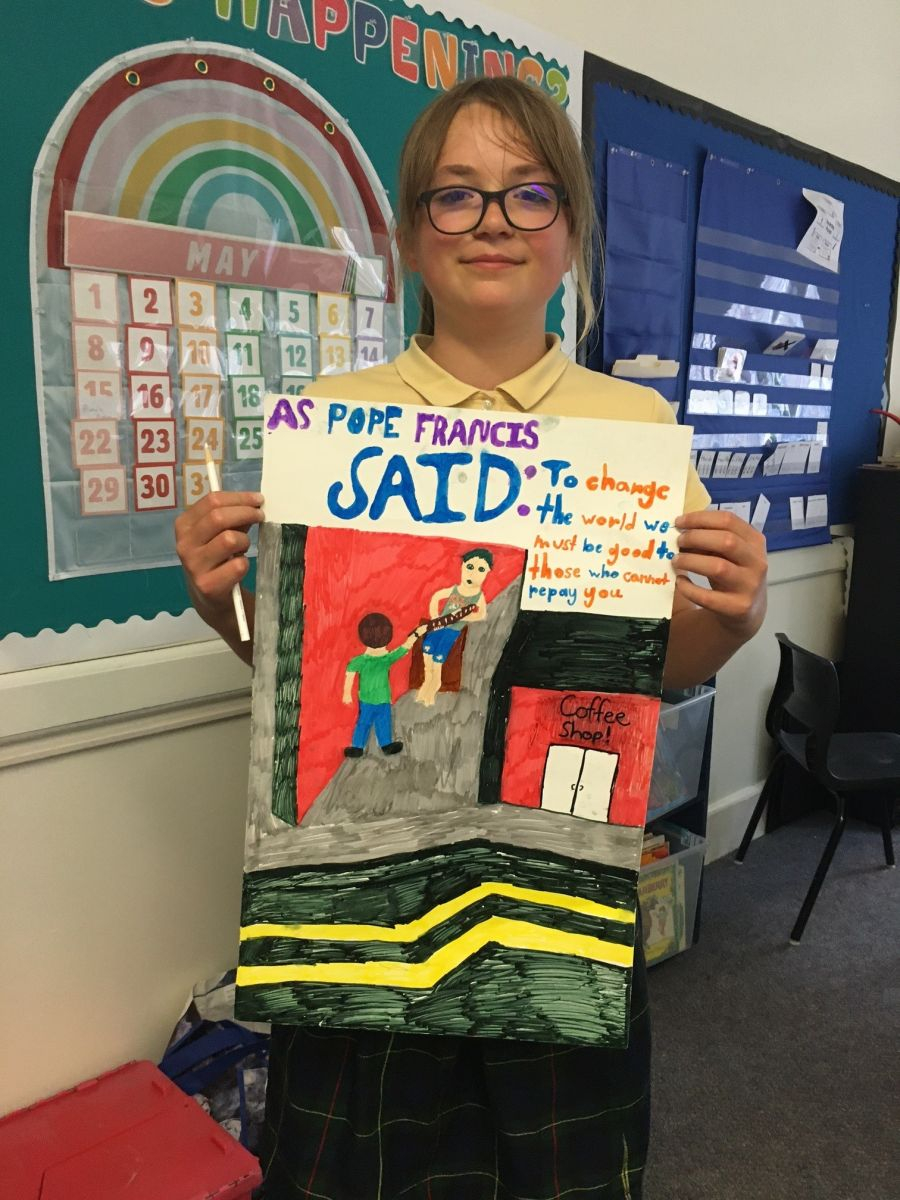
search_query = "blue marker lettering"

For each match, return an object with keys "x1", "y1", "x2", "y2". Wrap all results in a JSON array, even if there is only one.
[
  {"x1": 369, "y1": 454, "x2": 424, "y2": 522},
  {"x1": 418, "y1": 452, "x2": 472, "y2": 523},
  {"x1": 327, "y1": 402, "x2": 348, "y2": 433},
  {"x1": 474, "y1": 452, "x2": 521, "y2": 522},
  {"x1": 326, "y1": 446, "x2": 382, "y2": 519}
]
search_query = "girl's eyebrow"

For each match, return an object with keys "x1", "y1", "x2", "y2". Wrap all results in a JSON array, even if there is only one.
[{"x1": 433, "y1": 161, "x2": 547, "y2": 181}]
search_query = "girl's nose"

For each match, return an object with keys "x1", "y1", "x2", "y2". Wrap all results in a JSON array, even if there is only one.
[{"x1": 477, "y1": 196, "x2": 511, "y2": 233}]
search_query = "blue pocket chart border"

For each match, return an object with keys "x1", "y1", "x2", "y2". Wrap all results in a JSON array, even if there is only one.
[{"x1": 583, "y1": 54, "x2": 900, "y2": 538}]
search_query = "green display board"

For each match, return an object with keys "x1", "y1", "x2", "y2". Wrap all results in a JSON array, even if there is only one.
[{"x1": 3, "y1": 0, "x2": 572, "y2": 642}]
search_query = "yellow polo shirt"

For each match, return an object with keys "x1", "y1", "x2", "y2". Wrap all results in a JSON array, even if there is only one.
[{"x1": 302, "y1": 335, "x2": 709, "y2": 512}]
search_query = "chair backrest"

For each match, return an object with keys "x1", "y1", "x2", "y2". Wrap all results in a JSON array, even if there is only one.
[{"x1": 766, "y1": 633, "x2": 841, "y2": 781}]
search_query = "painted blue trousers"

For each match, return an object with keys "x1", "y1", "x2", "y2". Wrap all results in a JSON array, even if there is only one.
[{"x1": 351, "y1": 702, "x2": 393, "y2": 749}]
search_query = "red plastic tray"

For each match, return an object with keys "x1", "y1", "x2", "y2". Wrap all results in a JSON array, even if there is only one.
[{"x1": 0, "y1": 1060, "x2": 262, "y2": 1199}]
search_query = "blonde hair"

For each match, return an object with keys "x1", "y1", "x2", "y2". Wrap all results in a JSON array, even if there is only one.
[{"x1": 396, "y1": 76, "x2": 601, "y2": 343}]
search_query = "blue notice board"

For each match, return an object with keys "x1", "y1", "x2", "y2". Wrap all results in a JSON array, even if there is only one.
[{"x1": 583, "y1": 55, "x2": 899, "y2": 539}]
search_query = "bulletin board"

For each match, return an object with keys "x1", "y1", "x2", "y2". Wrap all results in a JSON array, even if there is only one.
[
  {"x1": 583, "y1": 54, "x2": 900, "y2": 550},
  {"x1": 3, "y1": 0, "x2": 577, "y2": 646}
]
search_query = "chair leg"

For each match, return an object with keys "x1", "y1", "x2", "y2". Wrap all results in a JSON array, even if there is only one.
[
  {"x1": 735, "y1": 753, "x2": 785, "y2": 863},
  {"x1": 881, "y1": 797, "x2": 896, "y2": 868},
  {"x1": 790, "y1": 795, "x2": 846, "y2": 944}
]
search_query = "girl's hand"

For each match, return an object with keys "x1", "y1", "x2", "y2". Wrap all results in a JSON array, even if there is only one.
[
  {"x1": 174, "y1": 490, "x2": 264, "y2": 616},
  {"x1": 672, "y1": 509, "x2": 767, "y2": 642}
]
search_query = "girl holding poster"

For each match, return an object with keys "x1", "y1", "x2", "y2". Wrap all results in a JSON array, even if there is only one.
[{"x1": 176, "y1": 76, "x2": 766, "y2": 1200}]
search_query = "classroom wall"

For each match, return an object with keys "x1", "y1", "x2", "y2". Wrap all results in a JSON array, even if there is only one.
[{"x1": 2, "y1": 0, "x2": 896, "y2": 1116}]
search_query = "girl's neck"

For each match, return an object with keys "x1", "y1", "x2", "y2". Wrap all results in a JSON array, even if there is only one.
[{"x1": 424, "y1": 309, "x2": 549, "y2": 390}]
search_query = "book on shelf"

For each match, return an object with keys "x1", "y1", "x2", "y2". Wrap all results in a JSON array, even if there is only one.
[{"x1": 638, "y1": 857, "x2": 687, "y2": 964}]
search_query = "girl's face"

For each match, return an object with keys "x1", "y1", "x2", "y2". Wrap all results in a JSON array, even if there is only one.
[{"x1": 404, "y1": 103, "x2": 573, "y2": 330}]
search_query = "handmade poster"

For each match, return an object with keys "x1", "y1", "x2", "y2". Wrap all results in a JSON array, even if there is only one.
[{"x1": 235, "y1": 395, "x2": 691, "y2": 1047}]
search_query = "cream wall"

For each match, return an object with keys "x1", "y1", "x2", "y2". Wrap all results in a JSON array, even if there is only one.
[{"x1": 2, "y1": 0, "x2": 897, "y2": 1116}]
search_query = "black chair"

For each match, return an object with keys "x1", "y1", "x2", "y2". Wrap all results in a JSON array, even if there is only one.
[{"x1": 735, "y1": 632, "x2": 898, "y2": 942}]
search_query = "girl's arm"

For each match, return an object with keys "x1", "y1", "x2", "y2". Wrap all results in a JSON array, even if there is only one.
[
  {"x1": 663, "y1": 509, "x2": 768, "y2": 689},
  {"x1": 175, "y1": 490, "x2": 265, "y2": 666}
]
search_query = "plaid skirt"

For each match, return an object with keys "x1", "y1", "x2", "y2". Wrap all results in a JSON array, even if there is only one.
[{"x1": 257, "y1": 937, "x2": 651, "y2": 1200}]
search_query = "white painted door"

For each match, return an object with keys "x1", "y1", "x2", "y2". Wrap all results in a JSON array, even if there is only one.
[
  {"x1": 573, "y1": 748, "x2": 618, "y2": 822},
  {"x1": 540, "y1": 745, "x2": 583, "y2": 814},
  {"x1": 540, "y1": 746, "x2": 618, "y2": 822}
]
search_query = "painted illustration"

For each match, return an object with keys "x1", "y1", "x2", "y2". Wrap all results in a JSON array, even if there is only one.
[{"x1": 236, "y1": 395, "x2": 692, "y2": 1047}]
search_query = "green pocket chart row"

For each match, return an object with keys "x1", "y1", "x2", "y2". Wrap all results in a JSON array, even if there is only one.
[{"x1": 4, "y1": 0, "x2": 577, "y2": 645}]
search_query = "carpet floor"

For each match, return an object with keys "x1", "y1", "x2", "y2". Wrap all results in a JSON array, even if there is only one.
[{"x1": 645, "y1": 811, "x2": 899, "y2": 1200}]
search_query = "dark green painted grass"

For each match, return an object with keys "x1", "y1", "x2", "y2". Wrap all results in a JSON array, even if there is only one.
[
  {"x1": 271, "y1": 524, "x2": 306, "y2": 825},
  {"x1": 241, "y1": 839, "x2": 637, "y2": 928},
  {"x1": 235, "y1": 944, "x2": 631, "y2": 1048}
]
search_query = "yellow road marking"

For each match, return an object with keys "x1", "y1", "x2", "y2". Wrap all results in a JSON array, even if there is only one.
[
  {"x1": 241, "y1": 881, "x2": 634, "y2": 944},
  {"x1": 236, "y1": 916, "x2": 633, "y2": 989}
]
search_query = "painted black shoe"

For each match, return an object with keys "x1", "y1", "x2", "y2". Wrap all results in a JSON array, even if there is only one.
[
  {"x1": 343, "y1": 747, "x2": 364, "y2": 758},
  {"x1": 381, "y1": 741, "x2": 403, "y2": 755}
]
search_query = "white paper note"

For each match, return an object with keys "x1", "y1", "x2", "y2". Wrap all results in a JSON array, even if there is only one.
[
  {"x1": 717, "y1": 347, "x2": 746, "y2": 381},
  {"x1": 780, "y1": 444, "x2": 810, "y2": 475},
  {"x1": 764, "y1": 331, "x2": 805, "y2": 355},
  {"x1": 750, "y1": 493, "x2": 770, "y2": 531},
  {"x1": 797, "y1": 189, "x2": 844, "y2": 273},
  {"x1": 752, "y1": 393, "x2": 768, "y2": 417},
  {"x1": 763, "y1": 446, "x2": 786, "y2": 475},
  {"x1": 741, "y1": 453, "x2": 763, "y2": 478},
  {"x1": 697, "y1": 450, "x2": 715, "y2": 478},
  {"x1": 811, "y1": 338, "x2": 839, "y2": 362},
  {"x1": 807, "y1": 443, "x2": 824, "y2": 474},
  {"x1": 688, "y1": 389, "x2": 717, "y2": 415},
  {"x1": 789, "y1": 496, "x2": 806, "y2": 530},
  {"x1": 719, "y1": 500, "x2": 752, "y2": 521},
  {"x1": 733, "y1": 391, "x2": 751, "y2": 416},
  {"x1": 805, "y1": 494, "x2": 829, "y2": 528},
  {"x1": 717, "y1": 389, "x2": 734, "y2": 415},
  {"x1": 726, "y1": 453, "x2": 746, "y2": 478},
  {"x1": 713, "y1": 451, "x2": 731, "y2": 478}
]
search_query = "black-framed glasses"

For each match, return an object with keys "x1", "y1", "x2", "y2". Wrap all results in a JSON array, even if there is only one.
[{"x1": 417, "y1": 182, "x2": 568, "y2": 234}]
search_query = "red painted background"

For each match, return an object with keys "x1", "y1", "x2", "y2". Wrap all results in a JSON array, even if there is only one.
[
  {"x1": 500, "y1": 687, "x2": 660, "y2": 827},
  {"x1": 295, "y1": 527, "x2": 526, "y2": 821}
]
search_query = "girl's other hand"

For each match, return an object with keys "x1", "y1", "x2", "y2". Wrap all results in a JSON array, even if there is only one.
[{"x1": 672, "y1": 509, "x2": 768, "y2": 642}]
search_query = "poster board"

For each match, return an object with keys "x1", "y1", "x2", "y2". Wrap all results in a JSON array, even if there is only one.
[{"x1": 234, "y1": 393, "x2": 690, "y2": 1045}]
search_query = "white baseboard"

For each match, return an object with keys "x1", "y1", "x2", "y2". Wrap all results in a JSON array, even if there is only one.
[{"x1": 705, "y1": 783, "x2": 765, "y2": 862}]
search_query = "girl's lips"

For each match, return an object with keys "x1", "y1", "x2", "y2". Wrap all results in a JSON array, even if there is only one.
[{"x1": 462, "y1": 256, "x2": 521, "y2": 269}]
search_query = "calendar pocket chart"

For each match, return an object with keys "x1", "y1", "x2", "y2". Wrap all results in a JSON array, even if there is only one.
[{"x1": 31, "y1": 44, "x2": 402, "y2": 579}]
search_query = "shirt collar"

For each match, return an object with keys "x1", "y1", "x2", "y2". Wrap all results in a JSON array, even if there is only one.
[{"x1": 395, "y1": 334, "x2": 569, "y2": 411}]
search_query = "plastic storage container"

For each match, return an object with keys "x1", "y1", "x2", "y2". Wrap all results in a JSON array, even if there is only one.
[
  {"x1": 0, "y1": 1060, "x2": 262, "y2": 1200},
  {"x1": 647, "y1": 684, "x2": 714, "y2": 819},
  {"x1": 638, "y1": 822, "x2": 707, "y2": 966}
]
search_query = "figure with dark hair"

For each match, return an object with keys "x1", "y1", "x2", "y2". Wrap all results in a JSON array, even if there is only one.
[
  {"x1": 342, "y1": 612, "x2": 425, "y2": 756},
  {"x1": 417, "y1": 547, "x2": 494, "y2": 706}
]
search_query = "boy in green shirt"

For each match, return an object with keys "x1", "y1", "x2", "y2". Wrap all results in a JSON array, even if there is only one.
[{"x1": 343, "y1": 612, "x2": 425, "y2": 757}]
